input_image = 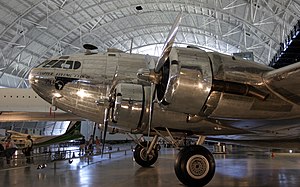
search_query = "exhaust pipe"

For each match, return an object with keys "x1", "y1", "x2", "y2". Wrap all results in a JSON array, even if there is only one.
[{"x1": 212, "y1": 80, "x2": 269, "y2": 100}]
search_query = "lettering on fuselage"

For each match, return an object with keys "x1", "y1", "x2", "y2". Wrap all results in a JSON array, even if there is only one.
[
  {"x1": 37, "y1": 72, "x2": 54, "y2": 76},
  {"x1": 37, "y1": 71, "x2": 90, "y2": 79}
]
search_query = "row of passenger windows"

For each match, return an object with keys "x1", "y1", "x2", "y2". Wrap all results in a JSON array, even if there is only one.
[
  {"x1": 2, "y1": 95, "x2": 38, "y2": 98},
  {"x1": 40, "y1": 60, "x2": 81, "y2": 69}
]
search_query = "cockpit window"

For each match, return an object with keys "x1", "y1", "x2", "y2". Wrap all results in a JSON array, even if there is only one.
[
  {"x1": 42, "y1": 60, "x2": 58, "y2": 67},
  {"x1": 74, "y1": 61, "x2": 81, "y2": 69},
  {"x1": 38, "y1": 59, "x2": 82, "y2": 69},
  {"x1": 62, "y1": 61, "x2": 73, "y2": 69},
  {"x1": 52, "y1": 60, "x2": 65, "y2": 68}
]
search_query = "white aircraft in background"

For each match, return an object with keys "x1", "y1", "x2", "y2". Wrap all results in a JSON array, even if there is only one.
[
  {"x1": 0, "y1": 88, "x2": 81, "y2": 122},
  {"x1": 28, "y1": 12, "x2": 300, "y2": 186},
  {"x1": 0, "y1": 89, "x2": 82, "y2": 147}
]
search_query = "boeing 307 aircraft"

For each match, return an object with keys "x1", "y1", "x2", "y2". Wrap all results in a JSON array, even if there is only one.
[{"x1": 28, "y1": 13, "x2": 300, "y2": 186}]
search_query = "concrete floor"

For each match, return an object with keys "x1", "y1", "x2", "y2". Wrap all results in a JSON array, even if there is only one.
[{"x1": 0, "y1": 147, "x2": 300, "y2": 187}]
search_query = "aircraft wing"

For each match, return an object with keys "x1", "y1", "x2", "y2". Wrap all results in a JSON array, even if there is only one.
[
  {"x1": 0, "y1": 88, "x2": 82, "y2": 122},
  {"x1": 264, "y1": 62, "x2": 300, "y2": 105},
  {"x1": 0, "y1": 112, "x2": 82, "y2": 122},
  {"x1": 204, "y1": 117, "x2": 300, "y2": 149}
]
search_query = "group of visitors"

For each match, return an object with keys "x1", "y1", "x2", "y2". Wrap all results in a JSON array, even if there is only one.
[
  {"x1": 79, "y1": 135, "x2": 101, "y2": 155},
  {"x1": 0, "y1": 135, "x2": 33, "y2": 164}
]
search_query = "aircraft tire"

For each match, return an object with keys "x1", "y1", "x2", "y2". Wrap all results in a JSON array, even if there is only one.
[
  {"x1": 174, "y1": 145, "x2": 215, "y2": 187},
  {"x1": 134, "y1": 142, "x2": 158, "y2": 167}
]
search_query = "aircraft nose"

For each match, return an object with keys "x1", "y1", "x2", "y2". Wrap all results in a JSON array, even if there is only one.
[{"x1": 29, "y1": 68, "x2": 38, "y2": 85}]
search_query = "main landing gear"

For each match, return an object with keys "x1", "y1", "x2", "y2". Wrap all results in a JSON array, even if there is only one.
[
  {"x1": 133, "y1": 133, "x2": 216, "y2": 186},
  {"x1": 174, "y1": 145, "x2": 215, "y2": 187}
]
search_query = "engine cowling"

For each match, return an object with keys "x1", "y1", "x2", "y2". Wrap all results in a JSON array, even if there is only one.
[
  {"x1": 157, "y1": 47, "x2": 213, "y2": 115},
  {"x1": 112, "y1": 83, "x2": 150, "y2": 133}
]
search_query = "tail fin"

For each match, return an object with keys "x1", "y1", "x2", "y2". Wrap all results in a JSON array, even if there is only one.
[
  {"x1": 35, "y1": 121, "x2": 82, "y2": 147},
  {"x1": 65, "y1": 121, "x2": 81, "y2": 135}
]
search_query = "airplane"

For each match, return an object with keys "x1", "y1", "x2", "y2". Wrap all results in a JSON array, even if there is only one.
[
  {"x1": 0, "y1": 121, "x2": 82, "y2": 164},
  {"x1": 28, "y1": 12, "x2": 300, "y2": 186},
  {"x1": 0, "y1": 121, "x2": 83, "y2": 147}
]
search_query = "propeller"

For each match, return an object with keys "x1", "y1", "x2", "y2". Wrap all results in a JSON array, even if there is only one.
[
  {"x1": 101, "y1": 66, "x2": 119, "y2": 157},
  {"x1": 145, "y1": 12, "x2": 183, "y2": 136},
  {"x1": 100, "y1": 12, "x2": 182, "y2": 154},
  {"x1": 101, "y1": 108, "x2": 109, "y2": 156}
]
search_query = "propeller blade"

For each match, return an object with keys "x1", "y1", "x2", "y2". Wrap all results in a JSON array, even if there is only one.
[
  {"x1": 101, "y1": 65, "x2": 119, "y2": 157},
  {"x1": 146, "y1": 12, "x2": 183, "y2": 136},
  {"x1": 101, "y1": 108, "x2": 109, "y2": 157},
  {"x1": 155, "y1": 12, "x2": 182, "y2": 73},
  {"x1": 147, "y1": 83, "x2": 156, "y2": 137},
  {"x1": 145, "y1": 55, "x2": 156, "y2": 70}
]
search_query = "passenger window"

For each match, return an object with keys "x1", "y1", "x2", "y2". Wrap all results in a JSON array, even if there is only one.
[
  {"x1": 74, "y1": 61, "x2": 81, "y2": 69},
  {"x1": 52, "y1": 60, "x2": 65, "y2": 68},
  {"x1": 42, "y1": 60, "x2": 57, "y2": 68},
  {"x1": 62, "y1": 61, "x2": 73, "y2": 69}
]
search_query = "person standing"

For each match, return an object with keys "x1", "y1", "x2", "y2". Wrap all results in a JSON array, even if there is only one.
[
  {"x1": 95, "y1": 136, "x2": 101, "y2": 154},
  {"x1": 4, "y1": 138, "x2": 17, "y2": 164},
  {"x1": 79, "y1": 136, "x2": 86, "y2": 156},
  {"x1": 24, "y1": 135, "x2": 33, "y2": 163},
  {"x1": 87, "y1": 135, "x2": 94, "y2": 155}
]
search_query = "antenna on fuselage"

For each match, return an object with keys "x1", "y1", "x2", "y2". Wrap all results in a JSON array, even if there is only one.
[
  {"x1": 83, "y1": 44, "x2": 98, "y2": 55},
  {"x1": 129, "y1": 38, "x2": 133, "y2": 54}
]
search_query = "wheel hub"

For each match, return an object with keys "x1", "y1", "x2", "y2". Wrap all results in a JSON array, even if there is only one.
[
  {"x1": 140, "y1": 147, "x2": 154, "y2": 161},
  {"x1": 186, "y1": 155, "x2": 209, "y2": 179}
]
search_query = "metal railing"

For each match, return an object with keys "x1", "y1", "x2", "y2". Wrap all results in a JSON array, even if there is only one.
[{"x1": 0, "y1": 143, "x2": 134, "y2": 170}]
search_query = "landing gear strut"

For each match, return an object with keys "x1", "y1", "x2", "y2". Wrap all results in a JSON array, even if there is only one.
[
  {"x1": 174, "y1": 145, "x2": 215, "y2": 186},
  {"x1": 132, "y1": 131, "x2": 216, "y2": 186},
  {"x1": 133, "y1": 134, "x2": 159, "y2": 167}
]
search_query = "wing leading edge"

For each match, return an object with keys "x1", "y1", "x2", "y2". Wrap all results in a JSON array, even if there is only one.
[{"x1": 264, "y1": 61, "x2": 300, "y2": 105}]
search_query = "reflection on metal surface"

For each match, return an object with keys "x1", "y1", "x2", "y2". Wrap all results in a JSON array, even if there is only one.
[
  {"x1": 53, "y1": 92, "x2": 62, "y2": 98},
  {"x1": 28, "y1": 46, "x2": 300, "y2": 137},
  {"x1": 157, "y1": 47, "x2": 212, "y2": 115},
  {"x1": 76, "y1": 89, "x2": 91, "y2": 98}
]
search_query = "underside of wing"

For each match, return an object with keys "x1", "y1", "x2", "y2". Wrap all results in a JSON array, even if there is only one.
[
  {"x1": 0, "y1": 112, "x2": 82, "y2": 122},
  {"x1": 206, "y1": 117, "x2": 300, "y2": 148},
  {"x1": 206, "y1": 137, "x2": 300, "y2": 149}
]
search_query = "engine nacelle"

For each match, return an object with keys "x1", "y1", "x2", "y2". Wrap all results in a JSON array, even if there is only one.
[
  {"x1": 112, "y1": 83, "x2": 150, "y2": 133},
  {"x1": 157, "y1": 47, "x2": 212, "y2": 115}
]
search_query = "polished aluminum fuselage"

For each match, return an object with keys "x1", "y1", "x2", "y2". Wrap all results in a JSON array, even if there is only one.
[{"x1": 29, "y1": 47, "x2": 300, "y2": 138}]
